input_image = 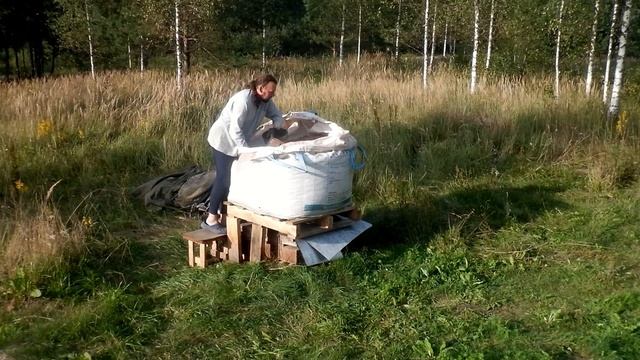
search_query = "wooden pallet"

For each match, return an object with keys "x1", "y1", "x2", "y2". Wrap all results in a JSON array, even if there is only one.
[
  {"x1": 224, "y1": 203, "x2": 362, "y2": 265},
  {"x1": 226, "y1": 204, "x2": 361, "y2": 239}
]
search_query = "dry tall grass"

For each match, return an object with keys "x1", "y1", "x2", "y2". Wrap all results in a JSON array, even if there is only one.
[{"x1": 0, "y1": 58, "x2": 638, "y2": 279}]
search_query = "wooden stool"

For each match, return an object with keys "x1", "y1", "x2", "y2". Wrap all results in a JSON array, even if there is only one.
[{"x1": 182, "y1": 229, "x2": 227, "y2": 268}]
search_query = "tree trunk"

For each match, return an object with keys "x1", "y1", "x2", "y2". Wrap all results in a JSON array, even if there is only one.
[
  {"x1": 140, "y1": 37, "x2": 145, "y2": 72},
  {"x1": 357, "y1": 2, "x2": 362, "y2": 64},
  {"x1": 29, "y1": 42, "x2": 35, "y2": 77},
  {"x1": 443, "y1": 21, "x2": 448, "y2": 57},
  {"x1": 140, "y1": 41, "x2": 144, "y2": 72},
  {"x1": 429, "y1": 3, "x2": 437, "y2": 73},
  {"x1": 84, "y1": 0, "x2": 95, "y2": 79},
  {"x1": 603, "y1": 0, "x2": 619, "y2": 103},
  {"x1": 183, "y1": 23, "x2": 190, "y2": 74},
  {"x1": 175, "y1": 0, "x2": 182, "y2": 90},
  {"x1": 608, "y1": 0, "x2": 632, "y2": 120},
  {"x1": 554, "y1": 0, "x2": 564, "y2": 99},
  {"x1": 262, "y1": 6, "x2": 266, "y2": 69},
  {"x1": 422, "y1": 0, "x2": 430, "y2": 89},
  {"x1": 3, "y1": 47, "x2": 10, "y2": 80},
  {"x1": 485, "y1": 0, "x2": 495, "y2": 70},
  {"x1": 395, "y1": 0, "x2": 402, "y2": 60},
  {"x1": 470, "y1": 0, "x2": 479, "y2": 93},
  {"x1": 339, "y1": 3, "x2": 345, "y2": 67},
  {"x1": 14, "y1": 48, "x2": 20, "y2": 78},
  {"x1": 128, "y1": 38, "x2": 132, "y2": 70},
  {"x1": 585, "y1": 0, "x2": 600, "y2": 95}
]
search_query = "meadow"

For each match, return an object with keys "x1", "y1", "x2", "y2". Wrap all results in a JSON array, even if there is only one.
[{"x1": 0, "y1": 57, "x2": 639, "y2": 359}]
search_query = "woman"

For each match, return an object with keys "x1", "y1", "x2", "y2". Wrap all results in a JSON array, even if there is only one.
[{"x1": 202, "y1": 74, "x2": 285, "y2": 234}]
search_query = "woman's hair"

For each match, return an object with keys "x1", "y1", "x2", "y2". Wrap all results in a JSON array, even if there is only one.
[{"x1": 247, "y1": 74, "x2": 278, "y2": 91}]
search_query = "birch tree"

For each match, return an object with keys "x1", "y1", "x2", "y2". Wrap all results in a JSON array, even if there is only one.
[
  {"x1": 84, "y1": 0, "x2": 95, "y2": 79},
  {"x1": 262, "y1": 9, "x2": 266, "y2": 69},
  {"x1": 443, "y1": 20, "x2": 448, "y2": 57},
  {"x1": 395, "y1": 0, "x2": 402, "y2": 60},
  {"x1": 554, "y1": 0, "x2": 565, "y2": 99},
  {"x1": 174, "y1": 0, "x2": 182, "y2": 90},
  {"x1": 608, "y1": 0, "x2": 633, "y2": 120},
  {"x1": 357, "y1": 1, "x2": 362, "y2": 64},
  {"x1": 470, "y1": 0, "x2": 479, "y2": 93},
  {"x1": 485, "y1": 0, "x2": 495, "y2": 69},
  {"x1": 603, "y1": 0, "x2": 619, "y2": 103},
  {"x1": 429, "y1": 3, "x2": 437, "y2": 73},
  {"x1": 585, "y1": 0, "x2": 600, "y2": 95},
  {"x1": 127, "y1": 38, "x2": 132, "y2": 70},
  {"x1": 422, "y1": 0, "x2": 430, "y2": 89},
  {"x1": 339, "y1": 2, "x2": 345, "y2": 67},
  {"x1": 140, "y1": 38, "x2": 144, "y2": 72}
]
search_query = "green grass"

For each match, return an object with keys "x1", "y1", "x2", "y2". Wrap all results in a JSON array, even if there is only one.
[{"x1": 1, "y1": 59, "x2": 639, "y2": 359}]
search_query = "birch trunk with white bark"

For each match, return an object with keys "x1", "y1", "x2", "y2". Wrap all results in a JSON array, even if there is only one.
[
  {"x1": 140, "y1": 37, "x2": 144, "y2": 72},
  {"x1": 357, "y1": 2, "x2": 362, "y2": 64},
  {"x1": 603, "y1": 0, "x2": 619, "y2": 103},
  {"x1": 84, "y1": 0, "x2": 95, "y2": 79},
  {"x1": 608, "y1": 0, "x2": 633, "y2": 119},
  {"x1": 339, "y1": 3, "x2": 345, "y2": 67},
  {"x1": 429, "y1": 3, "x2": 437, "y2": 73},
  {"x1": 262, "y1": 15, "x2": 266, "y2": 69},
  {"x1": 585, "y1": 0, "x2": 600, "y2": 95},
  {"x1": 470, "y1": 0, "x2": 479, "y2": 93},
  {"x1": 127, "y1": 38, "x2": 132, "y2": 70},
  {"x1": 422, "y1": 0, "x2": 430, "y2": 89},
  {"x1": 395, "y1": 0, "x2": 402, "y2": 60},
  {"x1": 175, "y1": 0, "x2": 182, "y2": 90},
  {"x1": 443, "y1": 21, "x2": 448, "y2": 57},
  {"x1": 554, "y1": 0, "x2": 565, "y2": 99},
  {"x1": 485, "y1": 0, "x2": 495, "y2": 70}
]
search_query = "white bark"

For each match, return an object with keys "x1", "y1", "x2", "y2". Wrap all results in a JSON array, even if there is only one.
[
  {"x1": 357, "y1": 2, "x2": 362, "y2": 64},
  {"x1": 443, "y1": 21, "x2": 448, "y2": 57},
  {"x1": 127, "y1": 39, "x2": 132, "y2": 70},
  {"x1": 395, "y1": 0, "x2": 402, "y2": 60},
  {"x1": 422, "y1": 0, "x2": 430, "y2": 89},
  {"x1": 585, "y1": 0, "x2": 600, "y2": 95},
  {"x1": 470, "y1": 0, "x2": 479, "y2": 93},
  {"x1": 139, "y1": 37, "x2": 144, "y2": 72},
  {"x1": 339, "y1": 3, "x2": 345, "y2": 67},
  {"x1": 262, "y1": 14, "x2": 266, "y2": 69},
  {"x1": 554, "y1": 0, "x2": 565, "y2": 99},
  {"x1": 485, "y1": 0, "x2": 495, "y2": 70},
  {"x1": 603, "y1": 0, "x2": 619, "y2": 103},
  {"x1": 429, "y1": 3, "x2": 437, "y2": 73},
  {"x1": 608, "y1": 0, "x2": 632, "y2": 119},
  {"x1": 175, "y1": 0, "x2": 182, "y2": 90},
  {"x1": 84, "y1": 0, "x2": 95, "y2": 79}
]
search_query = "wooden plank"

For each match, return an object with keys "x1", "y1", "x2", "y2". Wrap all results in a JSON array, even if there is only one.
[
  {"x1": 287, "y1": 206, "x2": 354, "y2": 224},
  {"x1": 183, "y1": 229, "x2": 226, "y2": 244},
  {"x1": 198, "y1": 243, "x2": 207, "y2": 268},
  {"x1": 187, "y1": 241, "x2": 194, "y2": 267},
  {"x1": 227, "y1": 204, "x2": 297, "y2": 237},
  {"x1": 319, "y1": 215, "x2": 333, "y2": 229},
  {"x1": 250, "y1": 224, "x2": 265, "y2": 262},
  {"x1": 279, "y1": 244, "x2": 300, "y2": 264},
  {"x1": 227, "y1": 216, "x2": 242, "y2": 263},
  {"x1": 296, "y1": 216, "x2": 353, "y2": 239}
]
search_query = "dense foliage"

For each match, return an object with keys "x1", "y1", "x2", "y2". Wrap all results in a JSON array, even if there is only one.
[{"x1": 1, "y1": 0, "x2": 638, "y2": 77}]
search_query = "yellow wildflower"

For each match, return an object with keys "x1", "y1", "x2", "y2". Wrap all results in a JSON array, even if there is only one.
[
  {"x1": 14, "y1": 179, "x2": 28, "y2": 192},
  {"x1": 36, "y1": 118, "x2": 54, "y2": 138},
  {"x1": 82, "y1": 216, "x2": 94, "y2": 227}
]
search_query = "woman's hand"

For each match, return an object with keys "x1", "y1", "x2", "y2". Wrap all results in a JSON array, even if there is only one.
[{"x1": 268, "y1": 138, "x2": 283, "y2": 147}]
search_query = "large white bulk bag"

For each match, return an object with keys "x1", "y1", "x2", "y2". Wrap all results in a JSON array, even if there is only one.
[{"x1": 228, "y1": 112, "x2": 360, "y2": 219}]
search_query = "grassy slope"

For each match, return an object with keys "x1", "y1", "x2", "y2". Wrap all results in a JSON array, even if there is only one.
[{"x1": 0, "y1": 62, "x2": 639, "y2": 359}]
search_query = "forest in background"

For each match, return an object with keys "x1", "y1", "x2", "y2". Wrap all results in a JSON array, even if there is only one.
[{"x1": 1, "y1": 0, "x2": 639, "y2": 78}]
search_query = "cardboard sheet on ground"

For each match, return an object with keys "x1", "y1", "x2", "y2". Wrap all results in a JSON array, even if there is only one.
[{"x1": 296, "y1": 220, "x2": 372, "y2": 266}]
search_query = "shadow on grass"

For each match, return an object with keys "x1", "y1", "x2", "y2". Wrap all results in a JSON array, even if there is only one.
[{"x1": 353, "y1": 184, "x2": 570, "y2": 251}]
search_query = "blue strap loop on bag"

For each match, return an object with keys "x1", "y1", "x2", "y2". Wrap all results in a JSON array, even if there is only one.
[{"x1": 348, "y1": 145, "x2": 367, "y2": 171}]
